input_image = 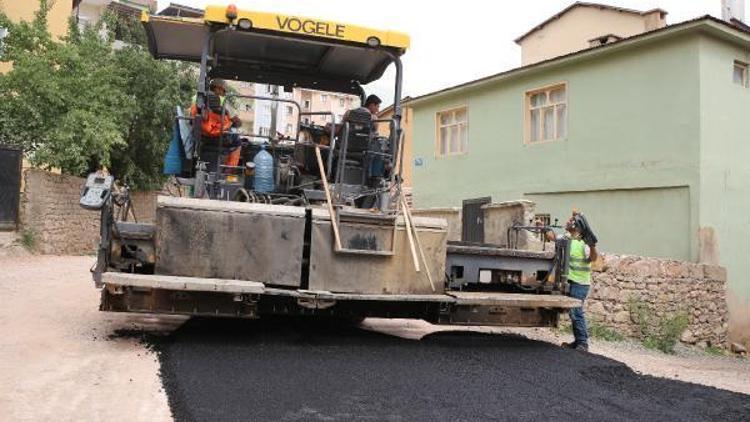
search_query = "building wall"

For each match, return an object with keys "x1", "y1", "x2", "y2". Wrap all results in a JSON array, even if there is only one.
[
  {"x1": 519, "y1": 6, "x2": 665, "y2": 65},
  {"x1": 0, "y1": 0, "x2": 73, "y2": 73},
  {"x1": 411, "y1": 35, "x2": 702, "y2": 262},
  {"x1": 697, "y1": 34, "x2": 750, "y2": 340}
]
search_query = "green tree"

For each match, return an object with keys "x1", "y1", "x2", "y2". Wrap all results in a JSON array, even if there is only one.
[{"x1": 0, "y1": 0, "x2": 194, "y2": 189}]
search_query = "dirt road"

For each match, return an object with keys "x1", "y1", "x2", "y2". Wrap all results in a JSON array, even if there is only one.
[{"x1": 0, "y1": 255, "x2": 183, "y2": 422}]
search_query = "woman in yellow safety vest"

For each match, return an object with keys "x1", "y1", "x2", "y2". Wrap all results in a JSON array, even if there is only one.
[{"x1": 547, "y1": 214, "x2": 599, "y2": 352}]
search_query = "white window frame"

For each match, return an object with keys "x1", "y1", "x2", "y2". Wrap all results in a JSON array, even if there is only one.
[
  {"x1": 339, "y1": 98, "x2": 345, "y2": 107},
  {"x1": 733, "y1": 61, "x2": 748, "y2": 88},
  {"x1": 524, "y1": 83, "x2": 568, "y2": 144},
  {"x1": 320, "y1": 94, "x2": 328, "y2": 103},
  {"x1": 286, "y1": 105, "x2": 293, "y2": 115},
  {"x1": 435, "y1": 106, "x2": 468, "y2": 157}
]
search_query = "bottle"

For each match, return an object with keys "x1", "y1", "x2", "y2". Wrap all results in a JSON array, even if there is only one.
[{"x1": 253, "y1": 145, "x2": 275, "y2": 193}]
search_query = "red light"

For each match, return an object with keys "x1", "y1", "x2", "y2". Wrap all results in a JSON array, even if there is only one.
[{"x1": 226, "y1": 4, "x2": 238, "y2": 20}]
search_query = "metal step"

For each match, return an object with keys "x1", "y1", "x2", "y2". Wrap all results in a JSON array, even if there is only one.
[{"x1": 101, "y1": 272, "x2": 264, "y2": 294}]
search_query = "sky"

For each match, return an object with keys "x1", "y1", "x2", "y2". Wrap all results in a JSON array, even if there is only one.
[{"x1": 154, "y1": 1, "x2": 735, "y2": 101}]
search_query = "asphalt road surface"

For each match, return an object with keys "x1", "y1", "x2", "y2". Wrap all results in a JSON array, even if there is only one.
[{"x1": 153, "y1": 317, "x2": 749, "y2": 422}]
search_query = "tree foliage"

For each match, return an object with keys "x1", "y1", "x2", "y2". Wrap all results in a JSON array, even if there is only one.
[{"x1": 0, "y1": 0, "x2": 194, "y2": 189}]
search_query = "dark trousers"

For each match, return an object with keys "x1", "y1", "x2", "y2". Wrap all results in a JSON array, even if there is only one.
[{"x1": 568, "y1": 281, "x2": 590, "y2": 347}]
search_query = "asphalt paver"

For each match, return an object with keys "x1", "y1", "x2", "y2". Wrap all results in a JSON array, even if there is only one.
[{"x1": 154, "y1": 317, "x2": 750, "y2": 422}]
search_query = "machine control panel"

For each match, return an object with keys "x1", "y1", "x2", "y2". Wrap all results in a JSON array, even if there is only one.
[{"x1": 80, "y1": 173, "x2": 114, "y2": 210}]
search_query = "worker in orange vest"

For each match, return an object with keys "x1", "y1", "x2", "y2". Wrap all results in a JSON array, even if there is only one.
[{"x1": 190, "y1": 79, "x2": 243, "y2": 167}]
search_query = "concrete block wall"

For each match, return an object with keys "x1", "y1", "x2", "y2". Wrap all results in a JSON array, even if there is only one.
[
  {"x1": 411, "y1": 207, "x2": 462, "y2": 241},
  {"x1": 412, "y1": 200, "x2": 541, "y2": 248},
  {"x1": 482, "y1": 200, "x2": 540, "y2": 249}
]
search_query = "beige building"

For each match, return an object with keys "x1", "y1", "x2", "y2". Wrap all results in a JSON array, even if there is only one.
[
  {"x1": 252, "y1": 85, "x2": 359, "y2": 138},
  {"x1": 292, "y1": 89, "x2": 358, "y2": 129},
  {"x1": 74, "y1": 0, "x2": 155, "y2": 28},
  {"x1": 229, "y1": 81, "x2": 256, "y2": 135},
  {"x1": 516, "y1": 2, "x2": 667, "y2": 65},
  {"x1": 0, "y1": 0, "x2": 74, "y2": 73}
]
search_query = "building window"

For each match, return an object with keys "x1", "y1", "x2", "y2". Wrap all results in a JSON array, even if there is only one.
[
  {"x1": 286, "y1": 123, "x2": 293, "y2": 134},
  {"x1": 733, "y1": 61, "x2": 748, "y2": 87},
  {"x1": 286, "y1": 105, "x2": 293, "y2": 115},
  {"x1": 435, "y1": 107, "x2": 468, "y2": 156},
  {"x1": 320, "y1": 94, "x2": 328, "y2": 103},
  {"x1": 526, "y1": 84, "x2": 567, "y2": 143},
  {"x1": 339, "y1": 98, "x2": 345, "y2": 107},
  {"x1": 303, "y1": 100, "x2": 310, "y2": 110}
]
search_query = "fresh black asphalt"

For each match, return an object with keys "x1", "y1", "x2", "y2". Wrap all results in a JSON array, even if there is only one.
[{"x1": 151, "y1": 317, "x2": 750, "y2": 422}]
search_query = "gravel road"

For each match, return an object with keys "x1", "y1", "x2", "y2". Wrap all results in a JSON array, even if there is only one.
[
  {"x1": 156, "y1": 317, "x2": 750, "y2": 422},
  {"x1": 0, "y1": 255, "x2": 182, "y2": 422}
]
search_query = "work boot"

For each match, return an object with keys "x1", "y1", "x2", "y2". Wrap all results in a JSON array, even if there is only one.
[
  {"x1": 561, "y1": 342, "x2": 578, "y2": 349},
  {"x1": 574, "y1": 344, "x2": 589, "y2": 352}
]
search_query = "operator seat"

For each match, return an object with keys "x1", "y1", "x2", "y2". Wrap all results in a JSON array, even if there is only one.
[{"x1": 335, "y1": 107, "x2": 374, "y2": 185}]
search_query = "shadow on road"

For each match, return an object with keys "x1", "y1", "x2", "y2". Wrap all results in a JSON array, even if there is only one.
[{"x1": 150, "y1": 317, "x2": 749, "y2": 422}]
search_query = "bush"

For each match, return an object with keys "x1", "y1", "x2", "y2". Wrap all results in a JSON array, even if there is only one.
[
  {"x1": 20, "y1": 229, "x2": 37, "y2": 251},
  {"x1": 588, "y1": 318, "x2": 625, "y2": 342},
  {"x1": 629, "y1": 296, "x2": 689, "y2": 354},
  {"x1": 705, "y1": 346, "x2": 725, "y2": 356}
]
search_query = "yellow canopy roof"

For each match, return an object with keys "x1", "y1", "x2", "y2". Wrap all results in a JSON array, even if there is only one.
[{"x1": 142, "y1": 6, "x2": 409, "y2": 94}]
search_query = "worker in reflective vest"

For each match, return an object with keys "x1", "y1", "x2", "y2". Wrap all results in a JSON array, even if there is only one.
[
  {"x1": 190, "y1": 79, "x2": 243, "y2": 166},
  {"x1": 558, "y1": 214, "x2": 598, "y2": 352}
]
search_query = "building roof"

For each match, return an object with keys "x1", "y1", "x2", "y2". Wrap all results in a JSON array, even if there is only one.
[
  {"x1": 379, "y1": 96, "x2": 413, "y2": 115},
  {"x1": 156, "y1": 2, "x2": 205, "y2": 18},
  {"x1": 409, "y1": 16, "x2": 750, "y2": 107},
  {"x1": 515, "y1": 1, "x2": 668, "y2": 43}
]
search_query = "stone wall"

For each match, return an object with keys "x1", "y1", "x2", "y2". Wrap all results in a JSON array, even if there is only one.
[
  {"x1": 20, "y1": 169, "x2": 100, "y2": 254},
  {"x1": 19, "y1": 169, "x2": 158, "y2": 254},
  {"x1": 588, "y1": 254, "x2": 728, "y2": 347}
]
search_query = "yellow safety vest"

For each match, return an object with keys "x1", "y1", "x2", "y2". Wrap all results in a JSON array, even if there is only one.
[{"x1": 568, "y1": 239, "x2": 591, "y2": 285}]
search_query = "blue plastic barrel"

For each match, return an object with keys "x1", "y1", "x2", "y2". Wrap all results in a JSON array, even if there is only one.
[
  {"x1": 253, "y1": 145, "x2": 275, "y2": 193},
  {"x1": 163, "y1": 121, "x2": 184, "y2": 175}
]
